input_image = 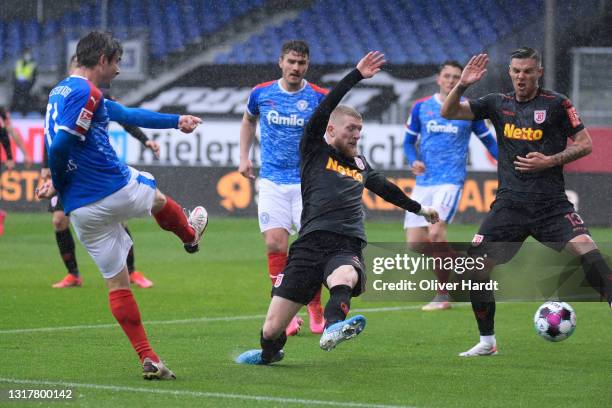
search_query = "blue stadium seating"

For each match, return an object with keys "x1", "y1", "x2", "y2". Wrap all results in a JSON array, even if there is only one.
[{"x1": 0, "y1": 0, "x2": 267, "y2": 67}]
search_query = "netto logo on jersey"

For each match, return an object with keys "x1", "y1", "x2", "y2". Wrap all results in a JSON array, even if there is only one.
[
  {"x1": 325, "y1": 157, "x2": 364, "y2": 183},
  {"x1": 426, "y1": 120, "x2": 458, "y2": 134},
  {"x1": 266, "y1": 110, "x2": 305, "y2": 127},
  {"x1": 503, "y1": 123, "x2": 543, "y2": 141}
]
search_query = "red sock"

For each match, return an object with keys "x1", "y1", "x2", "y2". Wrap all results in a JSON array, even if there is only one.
[
  {"x1": 109, "y1": 289, "x2": 159, "y2": 363},
  {"x1": 153, "y1": 196, "x2": 195, "y2": 243},
  {"x1": 267, "y1": 252, "x2": 287, "y2": 286},
  {"x1": 309, "y1": 286, "x2": 322, "y2": 307}
]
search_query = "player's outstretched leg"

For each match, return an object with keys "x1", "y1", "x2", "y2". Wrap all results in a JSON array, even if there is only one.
[
  {"x1": 319, "y1": 284, "x2": 365, "y2": 351},
  {"x1": 107, "y1": 270, "x2": 175, "y2": 379},
  {"x1": 152, "y1": 191, "x2": 208, "y2": 253}
]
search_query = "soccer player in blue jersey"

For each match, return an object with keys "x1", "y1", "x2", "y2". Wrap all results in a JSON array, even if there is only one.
[
  {"x1": 239, "y1": 40, "x2": 328, "y2": 335},
  {"x1": 403, "y1": 61, "x2": 498, "y2": 311},
  {"x1": 36, "y1": 31, "x2": 208, "y2": 379}
]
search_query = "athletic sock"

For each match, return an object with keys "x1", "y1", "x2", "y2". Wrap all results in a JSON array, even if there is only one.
[
  {"x1": 480, "y1": 335, "x2": 496, "y2": 346},
  {"x1": 123, "y1": 226, "x2": 135, "y2": 274},
  {"x1": 260, "y1": 330, "x2": 287, "y2": 363},
  {"x1": 108, "y1": 289, "x2": 159, "y2": 363},
  {"x1": 580, "y1": 249, "x2": 612, "y2": 303},
  {"x1": 309, "y1": 286, "x2": 322, "y2": 307},
  {"x1": 469, "y1": 279, "x2": 496, "y2": 336},
  {"x1": 55, "y1": 228, "x2": 79, "y2": 277},
  {"x1": 267, "y1": 252, "x2": 287, "y2": 286},
  {"x1": 324, "y1": 285, "x2": 352, "y2": 328},
  {"x1": 153, "y1": 196, "x2": 195, "y2": 244}
]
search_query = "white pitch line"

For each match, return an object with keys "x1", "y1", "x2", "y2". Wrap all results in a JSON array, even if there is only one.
[
  {"x1": 0, "y1": 304, "x2": 469, "y2": 335},
  {"x1": 0, "y1": 377, "x2": 415, "y2": 408}
]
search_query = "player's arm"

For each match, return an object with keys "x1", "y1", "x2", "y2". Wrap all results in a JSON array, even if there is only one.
[
  {"x1": 7, "y1": 125, "x2": 33, "y2": 167},
  {"x1": 301, "y1": 51, "x2": 385, "y2": 153},
  {"x1": 403, "y1": 102, "x2": 425, "y2": 175},
  {"x1": 48, "y1": 128, "x2": 78, "y2": 191},
  {"x1": 514, "y1": 129, "x2": 592, "y2": 172},
  {"x1": 0, "y1": 126, "x2": 14, "y2": 170},
  {"x1": 105, "y1": 100, "x2": 201, "y2": 133},
  {"x1": 441, "y1": 54, "x2": 489, "y2": 120},
  {"x1": 365, "y1": 170, "x2": 439, "y2": 223},
  {"x1": 474, "y1": 121, "x2": 498, "y2": 160},
  {"x1": 119, "y1": 123, "x2": 160, "y2": 158},
  {"x1": 239, "y1": 112, "x2": 258, "y2": 179}
]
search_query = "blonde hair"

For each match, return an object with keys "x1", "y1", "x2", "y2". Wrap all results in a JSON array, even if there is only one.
[{"x1": 330, "y1": 105, "x2": 362, "y2": 124}]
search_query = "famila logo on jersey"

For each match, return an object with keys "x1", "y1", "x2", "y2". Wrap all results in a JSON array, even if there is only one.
[
  {"x1": 426, "y1": 120, "x2": 458, "y2": 134},
  {"x1": 266, "y1": 110, "x2": 305, "y2": 127}
]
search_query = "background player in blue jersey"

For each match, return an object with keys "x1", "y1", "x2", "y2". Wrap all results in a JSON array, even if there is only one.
[
  {"x1": 239, "y1": 40, "x2": 328, "y2": 335},
  {"x1": 403, "y1": 61, "x2": 498, "y2": 311},
  {"x1": 36, "y1": 31, "x2": 208, "y2": 379}
]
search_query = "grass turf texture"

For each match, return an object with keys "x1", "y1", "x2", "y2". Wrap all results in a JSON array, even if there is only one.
[{"x1": 0, "y1": 213, "x2": 610, "y2": 408}]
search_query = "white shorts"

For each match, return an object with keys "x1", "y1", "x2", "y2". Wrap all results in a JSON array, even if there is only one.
[
  {"x1": 404, "y1": 183, "x2": 463, "y2": 228},
  {"x1": 257, "y1": 178, "x2": 302, "y2": 234},
  {"x1": 70, "y1": 167, "x2": 157, "y2": 279}
]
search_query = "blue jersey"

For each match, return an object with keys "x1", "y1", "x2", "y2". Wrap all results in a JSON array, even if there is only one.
[
  {"x1": 45, "y1": 75, "x2": 131, "y2": 214},
  {"x1": 405, "y1": 94, "x2": 492, "y2": 186},
  {"x1": 247, "y1": 79, "x2": 327, "y2": 184}
]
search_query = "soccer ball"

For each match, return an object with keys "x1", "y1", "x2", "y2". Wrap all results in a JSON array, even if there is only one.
[{"x1": 533, "y1": 301, "x2": 576, "y2": 342}]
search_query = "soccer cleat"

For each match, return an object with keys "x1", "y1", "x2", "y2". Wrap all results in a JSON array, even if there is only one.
[
  {"x1": 142, "y1": 358, "x2": 176, "y2": 380},
  {"x1": 421, "y1": 301, "x2": 452, "y2": 311},
  {"x1": 307, "y1": 302, "x2": 325, "y2": 334},
  {"x1": 0, "y1": 209, "x2": 6, "y2": 236},
  {"x1": 285, "y1": 316, "x2": 304, "y2": 336},
  {"x1": 130, "y1": 271, "x2": 154, "y2": 288},
  {"x1": 319, "y1": 315, "x2": 366, "y2": 351},
  {"x1": 184, "y1": 206, "x2": 208, "y2": 253},
  {"x1": 459, "y1": 341, "x2": 498, "y2": 357},
  {"x1": 235, "y1": 349, "x2": 284, "y2": 365},
  {"x1": 52, "y1": 274, "x2": 82, "y2": 288}
]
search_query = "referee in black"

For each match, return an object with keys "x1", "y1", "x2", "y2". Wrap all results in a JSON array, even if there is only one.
[
  {"x1": 442, "y1": 47, "x2": 612, "y2": 357},
  {"x1": 237, "y1": 51, "x2": 439, "y2": 365}
]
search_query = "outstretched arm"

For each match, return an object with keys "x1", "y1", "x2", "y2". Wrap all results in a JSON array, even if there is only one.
[
  {"x1": 105, "y1": 100, "x2": 201, "y2": 133},
  {"x1": 302, "y1": 51, "x2": 385, "y2": 149},
  {"x1": 365, "y1": 171, "x2": 439, "y2": 223},
  {"x1": 441, "y1": 54, "x2": 489, "y2": 120}
]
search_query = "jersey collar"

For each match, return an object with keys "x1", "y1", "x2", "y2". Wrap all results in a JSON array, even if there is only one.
[{"x1": 277, "y1": 79, "x2": 307, "y2": 94}]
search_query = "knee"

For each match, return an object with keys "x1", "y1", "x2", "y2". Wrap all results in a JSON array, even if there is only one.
[
  {"x1": 264, "y1": 231, "x2": 288, "y2": 253},
  {"x1": 151, "y1": 190, "x2": 167, "y2": 214},
  {"x1": 327, "y1": 265, "x2": 358, "y2": 288}
]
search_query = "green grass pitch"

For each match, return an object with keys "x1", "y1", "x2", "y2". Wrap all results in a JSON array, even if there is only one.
[{"x1": 0, "y1": 213, "x2": 610, "y2": 407}]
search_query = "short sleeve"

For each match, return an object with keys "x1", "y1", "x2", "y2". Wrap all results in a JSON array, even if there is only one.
[
  {"x1": 405, "y1": 101, "x2": 422, "y2": 135},
  {"x1": 472, "y1": 119, "x2": 491, "y2": 138},
  {"x1": 469, "y1": 93, "x2": 498, "y2": 121},
  {"x1": 557, "y1": 95, "x2": 585, "y2": 138},
  {"x1": 246, "y1": 87, "x2": 260, "y2": 117}
]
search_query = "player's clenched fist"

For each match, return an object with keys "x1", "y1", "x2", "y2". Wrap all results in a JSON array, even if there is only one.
[{"x1": 178, "y1": 115, "x2": 202, "y2": 133}]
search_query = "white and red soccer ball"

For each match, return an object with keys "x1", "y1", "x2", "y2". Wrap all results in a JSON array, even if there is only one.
[{"x1": 533, "y1": 301, "x2": 576, "y2": 342}]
